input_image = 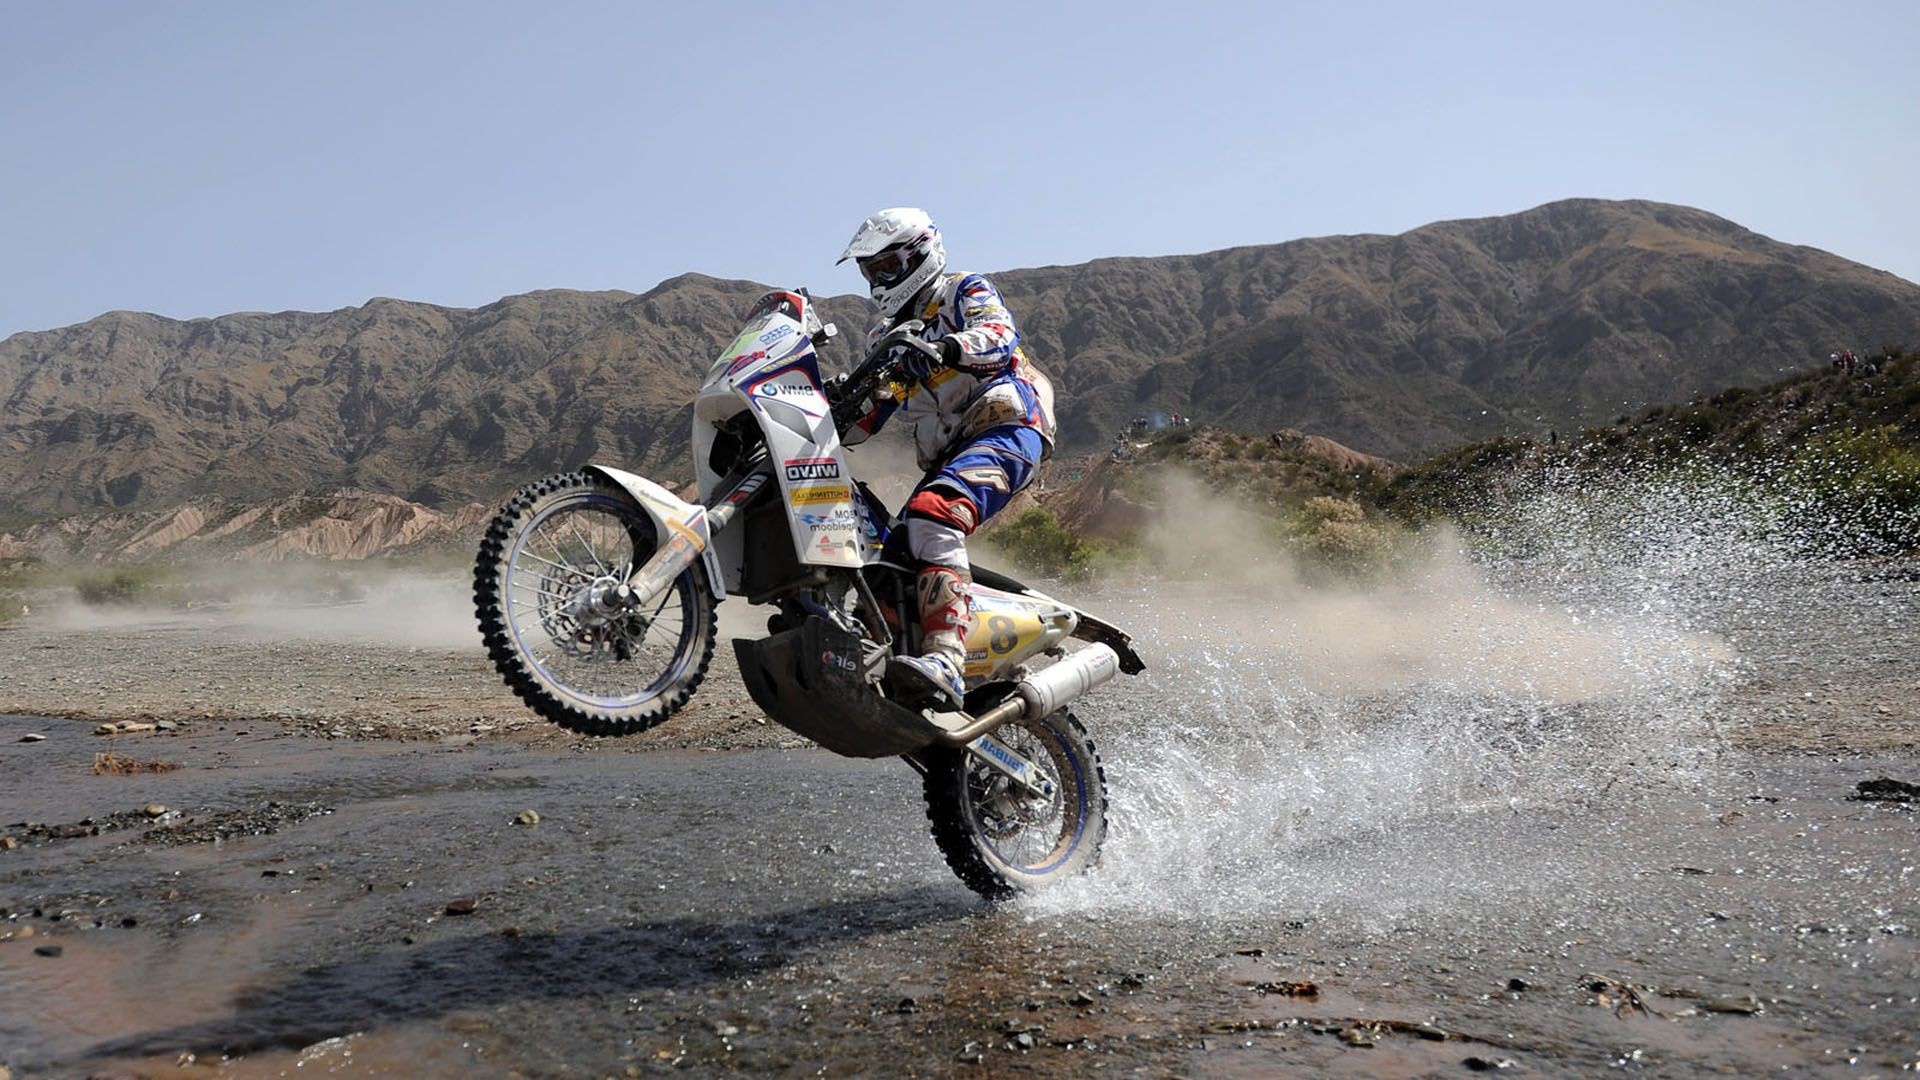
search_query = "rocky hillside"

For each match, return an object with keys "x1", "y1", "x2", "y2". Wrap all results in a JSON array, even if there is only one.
[
  {"x1": 1033, "y1": 426, "x2": 1395, "y2": 541},
  {"x1": 1377, "y1": 346, "x2": 1920, "y2": 555},
  {"x1": 0, "y1": 491, "x2": 490, "y2": 564},
  {"x1": 1005, "y1": 199, "x2": 1920, "y2": 455},
  {"x1": 0, "y1": 281, "x2": 874, "y2": 528},
  {"x1": 6, "y1": 198, "x2": 1919, "y2": 526}
]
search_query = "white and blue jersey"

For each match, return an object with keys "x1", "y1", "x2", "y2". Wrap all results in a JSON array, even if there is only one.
[{"x1": 843, "y1": 271, "x2": 1056, "y2": 472}]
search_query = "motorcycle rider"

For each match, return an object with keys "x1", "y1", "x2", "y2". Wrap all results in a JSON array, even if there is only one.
[{"x1": 836, "y1": 207, "x2": 1056, "y2": 702}]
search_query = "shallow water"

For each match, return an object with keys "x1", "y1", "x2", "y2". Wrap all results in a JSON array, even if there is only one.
[{"x1": 4, "y1": 505, "x2": 1920, "y2": 1074}]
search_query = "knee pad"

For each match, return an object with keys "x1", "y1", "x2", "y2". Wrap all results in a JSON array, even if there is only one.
[
  {"x1": 906, "y1": 486, "x2": 981, "y2": 535},
  {"x1": 904, "y1": 515, "x2": 969, "y2": 570}
]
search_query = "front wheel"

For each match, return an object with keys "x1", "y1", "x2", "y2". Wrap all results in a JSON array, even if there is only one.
[
  {"x1": 921, "y1": 708, "x2": 1108, "y2": 900},
  {"x1": 474, "y1": 471, "x2": 716, "y2": 736}
]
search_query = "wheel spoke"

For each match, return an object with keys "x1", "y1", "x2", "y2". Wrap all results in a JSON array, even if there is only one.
[
  {"x1": 565, "y1": 515, "x2": 606, "y2": 573},
  {"x1": 511, "y1": 518, "x2": 691, "y2": 696},
  {"x1": 514, "y1": 549, "x2": 586, "y2": 577}
]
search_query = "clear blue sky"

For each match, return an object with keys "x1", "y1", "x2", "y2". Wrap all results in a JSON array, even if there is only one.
[{"x1": 3, "y1": 1, "x2": 1916, "y2": 340}]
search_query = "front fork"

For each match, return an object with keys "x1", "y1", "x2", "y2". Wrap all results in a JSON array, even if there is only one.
[{"x1": 621, "y1": 466, "x2": 770, "y2": 602}]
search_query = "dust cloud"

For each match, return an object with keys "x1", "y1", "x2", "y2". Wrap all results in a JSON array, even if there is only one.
[{"x1": 46, "y1": 562, "x2": 482, "y2": 650}]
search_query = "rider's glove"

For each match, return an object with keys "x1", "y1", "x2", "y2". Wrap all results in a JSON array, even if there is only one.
[{"x1": 887, "y1": 337, "x2": 948, "y2": 383}]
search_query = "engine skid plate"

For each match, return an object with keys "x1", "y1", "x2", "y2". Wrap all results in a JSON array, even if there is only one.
[{"x1": 733, "y1": 616, "x2": 945, "y2": 758}]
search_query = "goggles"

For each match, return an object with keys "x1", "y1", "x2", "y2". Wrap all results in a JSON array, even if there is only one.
[{"x1": 857, "y1": 247, "x2": 915, "y2": 288}]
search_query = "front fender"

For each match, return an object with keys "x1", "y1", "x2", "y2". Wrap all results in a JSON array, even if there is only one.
[{"x1": 583, "y1": 465, "x2": 725, "y2": 594}]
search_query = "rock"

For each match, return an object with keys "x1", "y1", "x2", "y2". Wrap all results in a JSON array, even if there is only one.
[
  {"x1": 143, "y1": 804, "x2": 168, "y2": 818},
  {"x1": 1851, "y1": 777, "x2": 1919, "y2": 802},
  {"x1": 1464, "y1": 1056, "x2": 1516, "y2": 1071},
  {"x1": 1009, "y1": 1032, "x2": 1036, "y2": 1051},
  {"x1": 1251, "y1": 980, "x2": 1319, "y2": 998},
  {"x1": 1507, "y1": 977, "x2": 1531, "y2": 992},
  {"x1": 1408, "y1": 1023, "x2": 1449, "y2": 1041},
  {"x1": 33, "y1": 944, "x2": 63, "y2": 957},
  {"x1": 513, "y1": 810, "x2": 541, "y2": 826},
  {"x1": 955, "y1": 1041, "x2": 984, "y2": 1064},
  {"x1": 1000, "y1": 1019, "x2": 1042, "y2": 1035},
  {"x1": 894, "y1": 997, "x2": 921, "y2": 1014},
  {"x1": 1336, "y1": 1027, "x2": 1375, "y2": 1047},
  {"x1": 1700, "y1": 994, "x2": 1761, "y2": 1015},
  {"x1": 0, "y1": 837, "x2": 18, "y2": 850},
  {"x1": 13, "y1": 924, "x2": 36, "y2": 939},
  {"x1": 1070, "y1": 990, "x2": 1096, "y2": 1006},
  {"x1": 18, "y1": 733, "x2": 44, "y2": 743},
  {"x1": 445, "y1": 898, "x2": 478, "y2": 916}
]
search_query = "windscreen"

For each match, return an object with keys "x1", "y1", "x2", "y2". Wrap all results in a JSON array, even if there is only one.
[{"x1": 705, "y1": 307, "x2": 807, "y2": 386}]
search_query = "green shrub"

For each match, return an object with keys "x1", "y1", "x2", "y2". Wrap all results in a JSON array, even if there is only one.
[
  {"x1": 1279, "y1": 496, "x2": 1403, "y2": 577},
  {"x1": 984, "y1": 508, "x2": 1138, "y2": 583},
  {"x1": 73, "y1": 565, "x2": 173, "y2": 607},
  {"x1": 986, "y1": 508, "x2": 1083, "y2": 578},
  {"x1": 1785, "y1": 425, "x2": 1920, "y2": 552}
]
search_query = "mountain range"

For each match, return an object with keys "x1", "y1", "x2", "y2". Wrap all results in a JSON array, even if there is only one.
[{"x1": 5, "y1": 197, "x2": 1919, "y2": 527}]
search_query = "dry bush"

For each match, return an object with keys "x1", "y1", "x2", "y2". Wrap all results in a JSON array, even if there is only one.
[{"x1": 92, "y1": 751, "x2": 181, "y2": 775}]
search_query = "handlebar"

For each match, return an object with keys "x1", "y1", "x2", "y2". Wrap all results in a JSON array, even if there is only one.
[{"x1": 828, "y1": 320, "x2": 926, "y2": 432}]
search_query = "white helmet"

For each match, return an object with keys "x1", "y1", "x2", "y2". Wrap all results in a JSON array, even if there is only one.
[{"x1": 837, "y1": 207, "x2": 946, "y2": 321}]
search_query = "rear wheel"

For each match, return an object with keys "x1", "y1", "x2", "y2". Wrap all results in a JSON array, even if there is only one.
[
  {"x1": 921, "y1": 708, "x2": 1108, "y2": 900},
  {"x1": 474, "y1": 471, "x2": 715, "y2": 736}
]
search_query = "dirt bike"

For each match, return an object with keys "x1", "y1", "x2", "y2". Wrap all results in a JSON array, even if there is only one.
[{"x1": 473, "y1": 289, "x2": 1145, "y2": 898}]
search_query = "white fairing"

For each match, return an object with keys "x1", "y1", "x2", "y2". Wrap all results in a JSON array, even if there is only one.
[
  {"x1": 580, "y1": 464, "x2": 725, "y2": 592},
  {"x1": 693, "y1": 293, "x2": 863, "y2": 594}
]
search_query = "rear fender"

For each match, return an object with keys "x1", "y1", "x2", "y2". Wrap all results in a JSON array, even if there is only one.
[
  {"x1": 583, "y1": 464, "x2": 725, "y2": 592},
  {"x1": 971, "y1": 563, "x2": 1145, "y2": 675}
]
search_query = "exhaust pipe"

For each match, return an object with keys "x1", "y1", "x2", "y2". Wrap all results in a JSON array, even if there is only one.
[{"x1": 934, "y1": 644, "x2": 1120, "y2": 746}]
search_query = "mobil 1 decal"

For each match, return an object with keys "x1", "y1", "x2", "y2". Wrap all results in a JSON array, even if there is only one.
[{"x1": 783, "y1": 456, "x2": 842, "y2": 482}]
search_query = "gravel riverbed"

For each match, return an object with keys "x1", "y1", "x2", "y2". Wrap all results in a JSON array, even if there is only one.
[{"x1": 2, "y1": 558, "x2": 1917, "y2": 1077}]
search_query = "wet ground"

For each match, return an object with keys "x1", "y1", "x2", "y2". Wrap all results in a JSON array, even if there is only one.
[{"x1": 3, "y1": 552, "x2": 1919, "y2": 1077}]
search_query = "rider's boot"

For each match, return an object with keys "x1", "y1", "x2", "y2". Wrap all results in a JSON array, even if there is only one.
[{"x1": 892, "y1": 565, "x2": 971, "y2": 706}]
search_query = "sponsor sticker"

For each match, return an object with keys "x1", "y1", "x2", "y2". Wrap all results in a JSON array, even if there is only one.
[
  {"x1": 783, "y1": 456, "x2": 842, "y2": 482},
  {"x1": 799, "y1": 508, "x2": 859, "y2": 529},
  {"x1": 757, "y1": 380, "x2": 817, "y2": 399},
  {"x1": 789, "y1": 485, "x2": 850, "y2": 507},
  {"x1": 974, "y1": 736, "x2": 1028, "y2": 777}
]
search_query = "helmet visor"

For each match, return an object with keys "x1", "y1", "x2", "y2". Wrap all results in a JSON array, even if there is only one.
[{"x1": 857, "y1": 247, "x2": 914, "y2": 289}]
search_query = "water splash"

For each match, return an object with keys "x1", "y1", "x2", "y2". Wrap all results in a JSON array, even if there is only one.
[{"x1": 1024, "y1": 474, "x2": 1799, "y2": 920}]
